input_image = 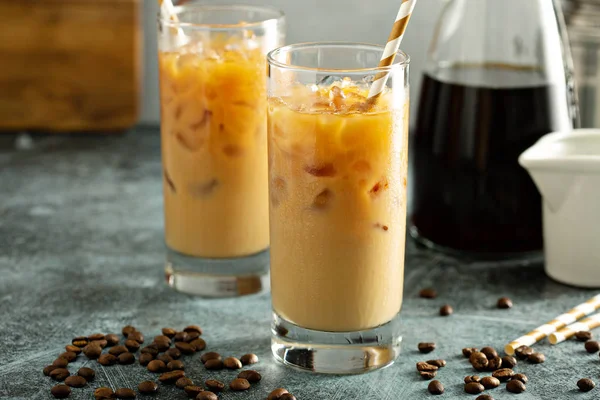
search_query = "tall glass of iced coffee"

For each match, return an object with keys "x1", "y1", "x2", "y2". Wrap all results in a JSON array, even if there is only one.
[{"x1": 267, "y1": 43, "x2": 410, "y2": 373}]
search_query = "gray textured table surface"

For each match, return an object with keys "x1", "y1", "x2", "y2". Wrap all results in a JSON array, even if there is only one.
[{"x1": 0, "y1": 128, "x2": 598, "y2": 400}]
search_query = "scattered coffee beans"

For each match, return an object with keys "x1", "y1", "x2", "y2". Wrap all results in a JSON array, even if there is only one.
[
  {"x1": 205, "y1": 379, "x2": 225, "y2": 392},
  {"x1": 528, "y1": 352, "x2": 545, "y2": 364},
  {"x1": 138, "y1": 381, "x2": 159, "y2": 395},
  {"x1": 59, "y1": 351, "x2": 77, "y2": 362},
  {"x1": 480, "y1": 347, "x2": 498, "y2": 359},
  {"x1": 98, "y1": 353, "x2": 118, "y2": 366},
  {"x1": 486, "y1": 356, "x2": 502, "y2": 371},
  {"x1": 419, "y1": 288, "x2": 437, "y2": 299},
  {"x1": 162, "y1": 327, "x2": 177, "y2": 338},
  {"x1": 268, "y1": 388, "x2": 290, "y2": 400},
  {"x1": 166, "y1": 347, "x2": 182, "y2": 359},
  {"x1": 44, "y1": 365, "x2": 59, "y2": 376},
  {"x1": 418, "y1": 342, "x2": 436, "y2": 353},
  {"x1": 416, "y1": 362, "x2": 438, "y2": 372},
  {"x1": 157, "y1": 354, "x2": 173, "y2": 364},
  {"x1": 230, "y1": 378, "x2": 251, "y2": 391},
  {"x1": 575, "y1": 331, "x2": 592, "y2": 342},
  {"x1": 426, "y1": 359, "x2": 446, "y2": 368},
  {"x1": 465, "y1": 382, "x2": 485, "y2": 394},
  {"x1": 238, "y1": 370, "x2": 262, "y2": 383},
  {"x1": 420, "y1": 371, "x2": 437, "y2": 380},
  {"x1": 497, "y1": 297, "x2": 513, "y2": 309},
  {"x1": 118, "y1": 352, "x2": 135, "y2": 365},
  {"x1": 481, "y1": 376, "x2": 500, "y2": 389},
  {"x1": 51, "y1": 384, "x2": 71, "y2": 399},
  {"x1": 122, "y1": 326, "x2": 136, "y2": 336},
  {"x1": 159, "y1": 370, "x2": 186, "y2": 384},
  {"x1": 77, "y1": 367, "x2": 95, "y2": 381},
  {"x1": 184, "y1": 385, "x2": 203, "y2": 397},
  {"x1": 50, "y1": 368, "x2": 70, "y2": 381},
  {"x1": 183, "y1": 325, "x2": 202, "y2": 334},
  {"x1": 511, "y1": 374, "x2": 528, "y2": 384},
  {"x1": 585, "y1": 340, "x2": 600, "y2": 353},
  {"x1": 83, "y1": 344, "x2": 102, "y2": 359},
  {"x1": 514, "y1": 345, "x2": 533, "y2": 360},
  {"x1": 197, "y1": 392, "x2": 218, "y2": 400},
  {"x1": 115, "y1": 388, "x2": 136, "y2": 399},
  {"x1": 64, "y1": 375, "x2": 86, "y2": 388},
  {"x1": 175, "y1": 342, "x2": 196, "y2": 354},
  {"x1": 577, "y1": 378, "x2": 596, "y2": 392},
  {"x1": 72, "y1": 336, "x2": 89, "y2": 347},
  {"x1": 470, "y1": 352, "x2": 488, "y2": 371},
  {"x1": 65, "y1": 345, "x2": 82, "y2": 354},
  {"x1": 201, "y1": 352, "x2": 222, "y2": 364},
  {"x1": 108, "y1": 345, "x2": 128, "y2": 356},
  {"x1": 462, "y1": 347, "x2": 478, "y2": 358},
  {"x1": 124, "y1": 339, "x2": 140, "y2": 352},
  {"x1": 464, "y1": 376, "x2": 480, "y2": 384},
  {"x1": 52, "y1": 358, "x2": 69, "y2": 368},
  {"x1": 105, "y1": 334, "x2": 119, "y2": 346},
  {"x1": 190, "y1": 338, "x2": 206, "y2": 351},
  {"x1": 127, "y1": 331, "x2": 144, "y2": 344},
  {"x1": 428, "y1": 380, "x2": 444, "y2": 395},
  {"x1": 147, "y1": 359, "x2": 166, "y2": 373},
  {"x1": 139, "y1": 353, "x2": 154, "y2": 366},
  {"x1": 91, "y1": 339, "x2": 108, "y2": 349},
  {"x1": 439, "y1": 305, "x2": 453, "y2": 316},
  {"x1": 501, "y1": 355, "x2": 517, "y2": 369},
  {"x1": 168, "y1": 360, "x2": 185, "y2": 371},
  {"x1": 94, "y1": 387, "x2": 114, "y2": 400},
  {"x1": 204, "y1": 359, "x2": 224, "y2": 370},
  {"x1": 492, "y1": 368, "x2": 515, "y2": 382},
  {"x1": 240, "y1": 353, "x2": 259, "y2": 365},
  {"x1": 507, "y1": 379, "x2": 526, "y2": 393},
  {"x1": 475, "y1": 395, "x2": 494, "y2": 400},
  {"x1": 140, "y1": 345, "x2": 159, "y2": 356},
  {"x1": 224, "y1": 357, "x2": 242, "y2": 370},
  {"x1": 176, "y1": 377, "x2": 193, "y2": 389}
]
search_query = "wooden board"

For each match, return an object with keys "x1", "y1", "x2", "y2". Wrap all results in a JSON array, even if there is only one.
[{"x1": 0, "y1": 0, "x2": 142, "y2": 132}]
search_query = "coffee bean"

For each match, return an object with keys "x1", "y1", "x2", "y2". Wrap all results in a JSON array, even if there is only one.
[
  {"x1": 419, "y1": 288, "x2": 437, "y2": 299},
  {"x1": 511, "y1": 374, "x2": 528, "y2": 384},
  {"x1": 240, "y1": 353, "x2": 258, "y2": 365},
  {"x1": 204, "y1": 359, "x2": 224, "y2": 370},
  {"x1": 475, "y1": 395, "x2": 495, "y2": 400},
  {"x1": 183, "y1": 325, "x2": 202, "y2": 335},
  {"x1": 77, "y1": 367, "x2": 95, "y2": 381},
  {"x1": 118, "y1": 352, "x2": 135, "y2": 365},
  {"x1": 501, "y1": 355, "x2": 517, "y2": 369},
  {"x1": 200, "y1": 352, "x2": 221, "y2": 364},
  {"x1": 230, "y1": 378, "x2": 250, "y2": 391},
  {"x1": 53, "y1": 358, "x2": 69, "y2": 368},
  {"x1": 238, "y1": 370, "x2": 262, "y2": 383},
  {"x1": 486, "y1": 356, "x2": 502, "y2": 371},
  {"x1": 439, "y1": 305, "x2": 453, "y2": 316},
  {"x1": 72, "y1": 336, "x2": 89, "y2": 347},
  {"x1": 65, "y1": 375, "x2": 87, "y2": 388},
  {"x1": 190, "y1": 338, "x2": 206, "y2": 351},
  {"x1": 127, "y1": 331, "x2": 144, "y2": 344},
  {"x1": 585, "y1": 340, "x2": 600, "y2": 353},
  {"x1": 493, "y1": 368, "x2": 516, "y2": 382},
  {"x1": 507, "y1": 379, "x2": 526, "y2": 393},
  {"x1": 185, "y1": 331, "x2": 200, "y2": 342},
  {"x1": 121, "y1": 325, "x2": 136, "y2": 336},
  {"x1": 125, "y1": 340, "x2": 140, "y2": 352},
  {"x1": 138, "y1": 381, "x2": 159, "y2": 395},
  {"x1": 420, "y1": 371, "x2": 437, "y2": 380},
  {"x1": 528, "y1": 352, "x2": 545, "y2": 364},
  {"x1": 462, "y1": 347, "x2": 478, "y2": 358},
  {"x1": 98, "y1": 353, "x2": 118, "y2": 366},
  {"x1": 140, "y1": 345, "x2": 159, "y2": 356},
  {"x1": 426, "y1": 359, "x2": 446, "y2": 368},
  {"x1": 157, "y1": 354, "x2": 173, "y2": 364},
  {"x1": 174, "y1": 332, "x2": 189, "y2": 342},
  {"x1": 465, "y1": 382, "x2": 485, "y2": 394},
  {"x1": 184, "y1": 385, "x2": 203, "y2": 397},
  {"x1": 65, "y1": 345, "x2": 82, "y2": 354},
  {"x1": 280, "y1": 394, "x2": 297, "y2": 400},
  {"x1": 59, "y1": 351, "x2": 78, "y2": 362},
  {"x1": 162, "y1": 328, "x2": 176, "y2": 338},
  {"x1": 224, "y1": 357, "x2": 242, "y2": 370},
  {"x1": 108, "y1": 345, "x2": 128, "y2": 356},
  {"x1": 91, "y1": 339, "x2": 108, "y2": 349},
  {"x1": 153, "y1": 340, "x2": 170, "y2": 352},
  {"x1": 168, "y1": 360, "x2": 185, "y2": 371},
  {"x1": 159, "y1": 370, "x2": 185, "y2": 384},
  {"x1": 480, "y1": 346, "x2": 498, "y2": 359},
  {"x1": 205, "y1": 379, "x2": 225, "y2": 392},
  {"x1": 83, "y1": 344, "x2": 102, "y2": 359},
  {"x1": 88, "y1": 333, "x2": 104, "y2": 341},
  {"x1": 175, "y1": 342, "x2": 195, "y2": 354},
  {"x1": 481, "y1": 376, "x2": 500, "y2": 389},
  {"x1": 115, "y1": 388, "x2": 136, "y2": 399},
  {"x1": 147, "y1": 360, "x2": 166, "y2": 373},
  {"x1": 154, "y1": 335, "x2": 171, "y2": 344},
  {"x1": 497, "y1": 297, "x2": 513, "y2": 309},
  {"x1": 464, "y1": 375, "x2": 480, "y2": 384},
  {"x1": 176, "y1": 377, "x2": 194, "y2": 389},
  {"x1": 166, "y1": 348, "x2": 181, "y2": 359},
  {"x1": 50, "y1": 368, "x2": 70, "y2": 381},
  {"x1": 578, "y1": 378, "x2": 596, "y2": 392},
  {"x1": 469, "y1": 352, "x2": 488, "y2": 371},
  {"x1": 197, "y1": 392, "x2": 218, "y2": 400},
  {"x1": 514, "y1": 345, "x2": 533, "y2": 360},
  {"x1": 94, "y1": 387, "x2": 114, "y2": 399},
  {"x1": 105, "y1": 334, "x2": 119, "y2": 346},
  {"x1": 428, "y1": 380, "x2": 444, "y2": 395},
  {"x1": 267, "y1": 388, "x2": 289, "y2": 400},
  {"x1": 44, "y1": 365, "x2": 59, "y2": 376},
  {"x1": 51, "y1": 384, "x2": 71, "y2": 398},
  {"x1": 418, "y1": 342, "x2": 436, "y2": 353},
  {"x1": 416, "y1": 362, "x2": 438, "y2": 372},
  {"x1": 139, "y1": 353, "x2": 154, "y2": 366}
]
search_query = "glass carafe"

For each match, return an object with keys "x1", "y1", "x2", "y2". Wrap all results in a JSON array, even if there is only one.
[{"x1": 411, "y1": 0, "x2": 579, "y2": 256}]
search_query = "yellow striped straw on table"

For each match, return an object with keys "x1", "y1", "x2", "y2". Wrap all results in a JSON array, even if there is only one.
[
  {"x1": 367, "y1": 0, "x2": 417, "y2": 104},
  {"x1": 504, "y1": 294, "x2": 600, "y2": 355},
  {"x1": 549, "y1": 313, "x2": 600, "y2": 344}
]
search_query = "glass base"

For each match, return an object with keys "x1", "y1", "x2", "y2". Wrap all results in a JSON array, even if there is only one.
[
  {"x1": 271, "y1": 312, "x2": 402, "y2": 374},
  {"x1": 164, "y1": 247, "x2": 270, "y2": 297}
]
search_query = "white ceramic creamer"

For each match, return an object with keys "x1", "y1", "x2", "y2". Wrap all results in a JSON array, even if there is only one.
[{"x1": 519, "y1": 129, "x2": 600, "y2": 287}]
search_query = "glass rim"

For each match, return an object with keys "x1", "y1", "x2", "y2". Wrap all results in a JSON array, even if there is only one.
[
  {"x1": 267, "y1": 42, "x2": 410, "y2": 74},
  {"x1": 158, "y1": 4, "x2": 285, "y2": 30}
]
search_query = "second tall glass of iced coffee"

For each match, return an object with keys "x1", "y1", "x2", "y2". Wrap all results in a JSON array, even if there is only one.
[{"x1": 267, "y1": 43, "x2": 410, "y2": 373}]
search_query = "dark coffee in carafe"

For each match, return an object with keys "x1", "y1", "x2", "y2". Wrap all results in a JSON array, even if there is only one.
[{"x1": 411, "y1": 64, "x2": 572, "y2": 254}]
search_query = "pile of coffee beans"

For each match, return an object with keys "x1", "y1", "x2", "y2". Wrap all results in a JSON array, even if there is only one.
[{"x1": 42, "y1": 325, "x2": 295, "y2": 399}]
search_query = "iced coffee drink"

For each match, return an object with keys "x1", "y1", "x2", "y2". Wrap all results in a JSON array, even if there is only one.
[
  {"x1": 158, "y1": 4, "x2": 285, "y2": 296},
  {"x1": 267, "y1": 43, "x2": 409, "y2": 373}
]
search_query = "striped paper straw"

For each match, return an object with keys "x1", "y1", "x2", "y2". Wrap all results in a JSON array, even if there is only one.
[
  {"x1": 367, "y1": 0, "x2": 416, "y2": 104},
  {"x1": 159, "y1": 0, "x2": 187, "y2": 46},
  {"x1": 549, "y1": 313, "x2": 600, "y2": 344},
  {"x1": 504, "y1": 294, "x2": 600, "y2": 355}
]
